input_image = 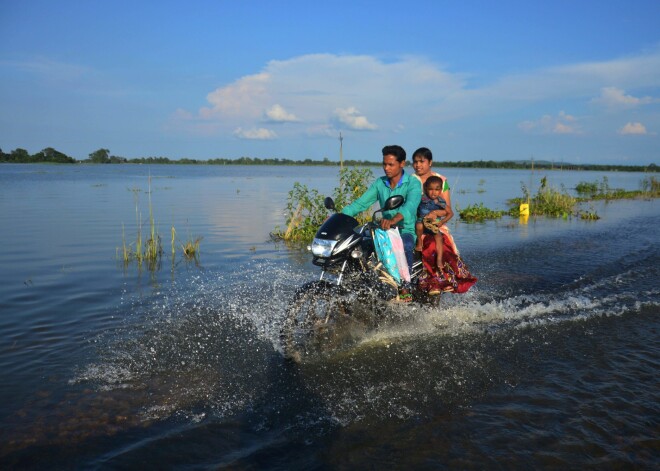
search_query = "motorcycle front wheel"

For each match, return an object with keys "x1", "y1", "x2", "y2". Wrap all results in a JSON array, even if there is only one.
[{"x1": 281, "y1": 280, "x2": 359, "y2": 362}]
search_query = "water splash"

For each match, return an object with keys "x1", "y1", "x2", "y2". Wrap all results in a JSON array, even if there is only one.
[{"x1": 4, "y1": 255, "x2": 656, "y2": 455}]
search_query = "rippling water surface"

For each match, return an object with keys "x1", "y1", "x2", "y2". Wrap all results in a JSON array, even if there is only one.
[{"x1": 0, "y1": 164, "x2": 658, "y2": 469}]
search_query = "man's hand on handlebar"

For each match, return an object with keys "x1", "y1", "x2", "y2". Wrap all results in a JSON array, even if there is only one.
[{"x1": 380, "y1": 214, "x2": 402, "y2": 230}]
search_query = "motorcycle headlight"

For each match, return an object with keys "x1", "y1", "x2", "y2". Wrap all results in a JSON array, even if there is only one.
[
  {"x1": 310, "y1": 238, "x2": 337, "y2": 257},
  {"x1": 351, "y1": 247, "x2": 363, "y2": 258}
]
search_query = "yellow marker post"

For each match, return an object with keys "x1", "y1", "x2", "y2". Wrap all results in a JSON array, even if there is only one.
[
  {"x1": 519, "y1": 203, "x2": 529, "y2": 216},
  {"x1": 519, "y1": 203, "x2": 529, "y2": 224}
]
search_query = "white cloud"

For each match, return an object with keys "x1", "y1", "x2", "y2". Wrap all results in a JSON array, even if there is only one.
[
  {"x1": 334, "y1": 107, "x2": 377, "y2": 130},
  {"x1": 172, "y1": 108, "x2": 193, "y2": 120},
  {"x1": 554, "y1": 122, "x2": 577, "y2": 134},
  {"x1": 518, "y1": 111, "x2": 582, "y2": 135},
  {"x1": 189, "y1": 53, "x2": 463, "y2": 134},
  {"x1": 463, "y1": 49, "x2": 660, "y2": 115},
  {"x1": 233, "y1": 127, "x2": 278, "y2": 140},
  {"x1": 593, "y1": 87, "x2": 655, "y2": 107},
  {"x1": 618, "y1": 122, "x2": 648, "y2": 135},
  {"x1": 201, "y1": 72, "x2": 270, "y2": 118},
  {"x1": 264, "y1": 104, "x2": 299, "y2": 122},
  {"x1": 176, "y1": 49, "x2": 660, "y2": 146},
  {"x1": 558, "y1": 111, "x2": 577, "y2": 122}
]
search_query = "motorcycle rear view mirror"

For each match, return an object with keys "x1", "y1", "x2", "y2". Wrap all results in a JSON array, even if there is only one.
[
  {"x1": 324, "y1": 197, "x2": 336, "y2": 211},
  {"x1": 382, "y1": 195, "x2": 404, "y2": 210},
  {"x1": 371, "y1": 195, "x2": 404, "y2": 222}
]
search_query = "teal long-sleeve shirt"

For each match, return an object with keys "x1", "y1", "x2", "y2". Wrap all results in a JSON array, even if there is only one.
[{"x1": 341, "y1": 170, "x2": 422, "y2": 238}]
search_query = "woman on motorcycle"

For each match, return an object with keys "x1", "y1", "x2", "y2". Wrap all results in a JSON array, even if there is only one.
[
  {"x1": 340, "y1": 145, "x2": 422, "y2": 302},
  {"x1": 412, "y1": 147, "x2": 477, "y2": 295}
]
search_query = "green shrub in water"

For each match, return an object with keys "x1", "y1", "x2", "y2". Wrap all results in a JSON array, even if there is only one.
[
  {"x1": 532, "y1": 177, "x2": 576, "y2": 217},
  {"x1": 273, "y1": 167, "x2": 374, "y2": 242},
  {"x1": 459, "y1": 203, "x2": 505, "y2": 222},
  {"x1": 509, "y1": 177, "x2": 576, "y2": 218},
  {"x1": 576, "y1": 176, "x2": 660, "y2": 201}
]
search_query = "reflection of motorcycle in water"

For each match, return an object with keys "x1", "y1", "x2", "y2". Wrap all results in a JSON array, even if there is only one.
[{"x1": 281, "y1": 195, "x2": 434, "y2": 362}]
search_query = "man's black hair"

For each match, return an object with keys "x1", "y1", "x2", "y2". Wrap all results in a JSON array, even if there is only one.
[
  {"x1": 383, "y1": 145, "x2": 406, "y2": 162},
  {"x1": 382, "y1": 145, "x2": 406, "y2": 162}
]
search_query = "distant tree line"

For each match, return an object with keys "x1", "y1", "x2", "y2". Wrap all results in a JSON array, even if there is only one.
[
  {"x1": 428, "y1": 159, "x2": 659, "y2": 173},
  {"x1": 1, "y1": 146, "x2": 657, "y2": 173},
  {"x1": 0, "y1": 147, "x2": 77, "y2": 164}
]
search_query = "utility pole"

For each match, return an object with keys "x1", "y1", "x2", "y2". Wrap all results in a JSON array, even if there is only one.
[{"x1": 339, "y1": 132, "x2": 344, "y2": 171}]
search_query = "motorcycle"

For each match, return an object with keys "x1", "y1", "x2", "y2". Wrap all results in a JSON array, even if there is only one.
[{"x1": 281, "y1": 195, "x2": 434, "y2": 361}]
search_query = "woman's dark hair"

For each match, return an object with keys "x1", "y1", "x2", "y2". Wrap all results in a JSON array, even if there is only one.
[
  {"x1": 413, "y1": 147, "x2": 433, "y2": 162},
  {"x1": 382, "y1": 145, "x2": 406, "y2": 162}
]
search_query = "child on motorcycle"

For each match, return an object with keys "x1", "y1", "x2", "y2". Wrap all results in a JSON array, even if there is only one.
[{"x1": 416, "y1": 175, "x2": 448, "y2": 270}]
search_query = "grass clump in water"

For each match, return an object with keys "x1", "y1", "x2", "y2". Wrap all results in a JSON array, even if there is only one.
[
  {"x1": 530, "y1": 177, "x2": 576, "y2": 217},
  {"x1": 181, "y1": 233, "x2": 203, "y2": 259},
  {"x1": 459, "y1": 203, "x2": 505, "y2": 222},
  {"x1": 118, "y1": 177, "x2": 163, "y2": 269},
  {"x1": 144, "y1": 179, "x2": 163, "y2": 264},
  {"x1": 118, "y1": 175, "x2": 202, "y2": 271},
  {"x1": 641, "y1": 175, "x2": 660, "y2": 196},
  {"x1": 181, "y1": 238, "x2": 202, "y2": 258},
  {"x1": 576, "y1": 175, "x2": 660, "y2": 201},
  {"x1": 170, "y1": 225, "x2": 202, "y2": 259},
  {"x1": 272, "y1": 167, "x2": 373, "y2": 243},
  {"x1": 508, "y1": 176, "x2": 576, "y2": 218},
  {"x1": 579, "y1": 210, "x2": 601, "y2": 220}
]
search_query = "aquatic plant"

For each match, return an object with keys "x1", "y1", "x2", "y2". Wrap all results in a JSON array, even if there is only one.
[
  {"x1": 116, "y1": 187, "x2": 143, "y2": 264},
  {"x1": 640, "y1": 175, "x2": 659, "y2": 197},
  {"x1": 575, "y1": 177, "x2": 621, "y2": 200},
  {"x1": 168, "y1": 223, "x2": 203, "y2": 261},
  {"x1": 181, "y1": 237, "x2": 203, "y2": 258},
  {"x1": 532, "y1": 177, "x2": 576, "y2": 217},
  {"x1": 459, "y1": 203, "x2": 505, "y2": 222},
  {"x1": 272, "y1": 167, "x2": 373, "y2": 242},
  {"x1": 507, "y1": 174, "x2": 659, "y2": 221},
  {"x1": 477, "y1": 179, "x2": 486, "y2": 194},
  {"x1": 458, "y1": 174, "x2": 660, "y2": 221},
  {"x1": 331, "y1": 166, "x2": 374, "y2": 213},
  {"x1": 177, "y1": 221, "x2": 203, "y2": 259},
  {"x1": 143, "y1": 177, "x2": 163, "y2": 263},
  {"x1": 576, "y1": 176, "x2": 660, "y2": 201},
  {"x1": 171, "y1": 226, "x2": 176, "y2": 257},
  {"x1": 117, "y1": 176, "x2": 168, "y2": 270},
  {"x1": 120, "y1": 223, "x2": 131, "y2": 263},
  {"x1": 509, "y1": 177, "x2": 576, "y2": 218},
  {"x1": 579, "y1": 210, "x2": 601, "y2": 220},
  {"x1": 575, "y1": 180, "x2": 600, "y2": 196}
]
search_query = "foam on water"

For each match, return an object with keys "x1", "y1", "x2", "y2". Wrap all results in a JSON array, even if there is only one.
[
  {"x1": 358, "y1": 263, "x2": 658, "y2": 349},
  {"x1": 68, "y1": 261, "x2": 306, "y2": 422},
  {"x1": 5, "y1": 251, "x2": 652, "y2": 455}
]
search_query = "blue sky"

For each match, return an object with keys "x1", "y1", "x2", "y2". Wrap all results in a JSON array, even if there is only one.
[{"x1": 1, "y1": 1, "x2": 659, "y2": 164}]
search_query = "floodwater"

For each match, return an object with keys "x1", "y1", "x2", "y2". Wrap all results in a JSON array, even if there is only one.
[{"x1": 0, "y1": 163, "x2": 658, "y2": 469}]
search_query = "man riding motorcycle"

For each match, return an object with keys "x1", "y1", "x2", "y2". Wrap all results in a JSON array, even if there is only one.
[{"x1": 340, "y1": 145, "x2": 421, "y2": 302}]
